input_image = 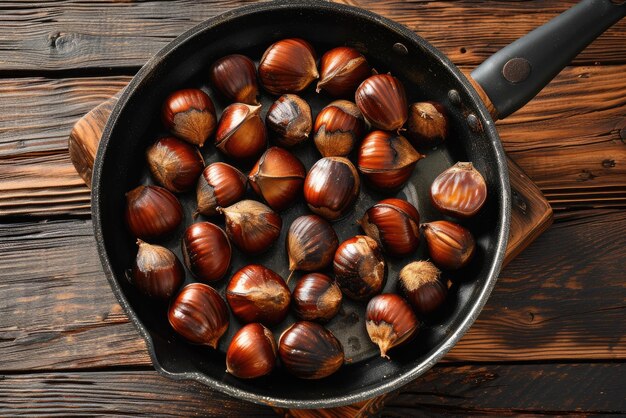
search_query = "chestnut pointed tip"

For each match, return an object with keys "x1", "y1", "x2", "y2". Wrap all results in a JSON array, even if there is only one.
[{"x1": 286, "y1": 269, "x2": 295, "y2": 284}]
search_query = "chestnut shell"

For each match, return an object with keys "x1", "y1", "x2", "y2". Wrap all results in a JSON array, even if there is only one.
[
  {"x1": 333, "y1": 235, "x2": 386, "y2": 301},
  {"x1": 181, "y1": 222, "x2": 231, "y2": 282}
]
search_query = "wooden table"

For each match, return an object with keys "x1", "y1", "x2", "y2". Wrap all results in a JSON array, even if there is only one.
[{"x1": 1, "y1": 1, "x2": 625, "y2": 416}]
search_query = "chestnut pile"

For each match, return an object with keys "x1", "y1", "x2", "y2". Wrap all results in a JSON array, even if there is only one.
[{"x1": 126, "y1": 39, "x2": 488, "y2": 380}]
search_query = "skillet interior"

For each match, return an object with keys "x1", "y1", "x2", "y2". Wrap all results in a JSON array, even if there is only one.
[{"x1": 93, "y1": 0, "x2": 510, "y2": 408}]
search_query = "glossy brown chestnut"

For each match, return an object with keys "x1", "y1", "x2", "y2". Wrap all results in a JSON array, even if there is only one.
[
  {"x1": 218, "y1": 200, "x2": 282, "y2": 255},
  {"x1": 407, "y1": 101, "x2": 448, "y2": 147},
  {"x1": 366, "y1": 293, "x2": 419, "y2": 358},
  {"x1": 226, "y1": 264, "x2": 290, "y2": 325},
  {"x1": 248, "y1": 147, "x2": 306, "y2": 211},
  {"x1": 132, "y1": 240, "x2": 184, "y2": 300},
  {"x1": 316, "y1": 46, "x2": 371, "y2": 97},
  {"x1": 333, "y1": 235, "x2": 386, "y2": 301},
  {"x1": 278, "y1": 321, "x2": 344, "y2": 379},
  {"x1": 181, "y1": 222, "x2": 231, "y2": 282},
  {"x1": 146, "y1": 136, "x2": 204, "y2": 193},
  {"x1": 168, "y1": 283, "x2": 229, "y2": 348},
  {"x1": 125, "y1": 185, "x2": 183, "y2": 240},
  {"x1": 359, "y1": 198, "x2": 420, "y2": 257},
  {"x1": 292, "y1": 273, "x2": 342, "y2": 322},
  {"x1": 226, "y1": 323, "x2": 277, "y2": 379},
  {"x1": 162, "y1": 88, "x2": 216, "y2": 147},
  {"x1": 430, "y1": 162, "x2": 487, "y2": 218},
  {"x1": 286, "y1": 215, "x2": 339, "y2": 274},
  {"x1": 357, "y1": 131, "x2": 424, "y2": 190},
  {"x1": 398, "y1": 261, "x2": 447, "y2": 315},
  {"x1": 265, "y1": 94, "x2": 312, "y2": 147},
  {"x1": 258, "y1": 38, "x2": 319, "y2": 95},
  {"x1": 303, "y1": 157, "x2": 360, "y2": 221},
  {"x1": 355, "y1": 74, "x2": 407, "y2": 131},
  {"x1": 209, "y1": 54, "x2": 259, "y2": 105},
  {"x1": 196, "y1": 162, "x2": 247, "y2": 217},
  {"x1": 313, "y1": 100, "x2": 366, "y2": 157},
  {"x1": 215, "y1": 103, "x2": 267, "y2": 163},
  {"x1": 421, "y1": 220, "x2": 476, "y2": 270}
]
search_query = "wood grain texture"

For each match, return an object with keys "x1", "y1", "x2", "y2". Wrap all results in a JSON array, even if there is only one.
[
  {"x1": 0, "y1": 0, "x2": 624, "y2": 71},
  {"x1": 0, "y1": 210, "x2": 623, "y2": 372}
]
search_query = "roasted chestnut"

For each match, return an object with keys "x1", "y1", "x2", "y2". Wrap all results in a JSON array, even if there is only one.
[
  {"x1": 357, "y1": 131, "x2": 424, "y2": 190},
  {"x1": 316, "y1": 46, "x2": 370, "y2": 97},
  {"x1": 162, "y1": 88, "x2": 216, "y2": 147},
  {"x1": 355, "y1": 74, "x2": 407, "y2": 131},
  {"x1": 215, "y1": 103, "x2": 267, "y2": 163},
  {"x1": 226, "y1": 323, "x2": 277, "y2": 379},
  {"x1": 146, "y1": 136, "x2": 204, "y2": 193},
  {"x1": 196, "y1": 162, "x2": 247, "y2": 217},
  {"x1": 181, "y1": 222, "x2": 231, "y2": 282},
  {"x1": 366, "y1": 293, "x2": 418, "y2": 358},
  {"x1": 258, "y1": 38, "x2": 319, "y2": 95},
  {"x1": 303, "y1": 157, "x2": 360, "y2": 221},
  {"x1": 359, "y1": 198, "x2": 420, "y2": 257},
  {"x1": 406, "y1": 101, "x2": 448, "y2": 147},
  {"x1": 226, "y1": 264, "x2": 290, "y2": 325},
  {"x1": 421, "y1": 220, "x2": 476, "y2": 270},
  {"x1": 132, "y1": 240, "x2": 184, "y2": 300},
  {"x1": 218, "y1": 200, "x2": 282, "y2": 255},
  {"x1": 430, "y1": 162, "x2": 487, "y2": 218},
  {"x1": 398, "y1": 261, "x2": 447, "y2": 315},
  {"x1": 313, "y1": 100, "x2": 366, "y2": 157},
  {"x1": 209, "y1": 54, "x2": 259, "y2": 105},
  {"x1": 279, "y1": 321, "x2": 344, "y2": 379},
  {"x1": 265, "y1": 94, "x2": 312, "y2": 148},
  {"x1": 333, "y1": 235, "x2": 386, "y2": 301},
  {"x1": 286, "y1": 215, "x2": 339, "y2": 274},
  {"x1": 125, "y1": 185, "x2": 183, "y2": 240},
  {"x1": 292, "y1": 273, "x2": 342, "y2": 322},
  {"x1": 248, "y1": 147, "x2": 306, "y2": 211},
  {"x1": 168, "y1": 283, "x2": 229, "y2": 348}
]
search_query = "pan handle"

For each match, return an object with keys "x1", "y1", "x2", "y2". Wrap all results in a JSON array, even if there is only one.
[{"x1": 470, "y1": 0, "x2": 626, "y2": 120}]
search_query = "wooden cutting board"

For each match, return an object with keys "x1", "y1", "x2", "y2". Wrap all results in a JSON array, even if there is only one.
[{"x1": 68, "y1": 93, "x2": 553, "y2": 417}]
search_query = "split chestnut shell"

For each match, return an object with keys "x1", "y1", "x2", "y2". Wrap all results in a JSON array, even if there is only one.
[
  {"x1": 162, "y1": 88, "x2": 216, "y2": 147},
  {"x1": 333, "y1": 235, "x2": 386, "y2": 301},
  {"x1": 359, "y1": 198, "x2": 420, "y2": 257},
  {"x1": 430, "y1": 162, "x2": 487, "y2": 218},
  {"x1": 215, "y1": 103, "x2": 267, "y2": 163},
  {"x1": 421, "y1": 220, "x2": 476, "y2": 270},
  {"x1": 258, "y1": 38, "x2": 319, "y2": 95},
  {"x1": 316, "y1": 46, "x2": 370, "y2": 97},
  {"x1": 355, "y1": 74, "x2": 407, "y2": 131}
]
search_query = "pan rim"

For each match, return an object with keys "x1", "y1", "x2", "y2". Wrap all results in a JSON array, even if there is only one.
[{"x1": 92, "y1": 0, "x2": 511, "y2": 409}]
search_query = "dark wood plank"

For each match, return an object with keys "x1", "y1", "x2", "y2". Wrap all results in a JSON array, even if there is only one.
[
  {"x1": 0, "y1": 1, "x2": 624, "y2": 71},
  {"x1": 0, "y1": 210, "x2": 624, "y2": 371}
]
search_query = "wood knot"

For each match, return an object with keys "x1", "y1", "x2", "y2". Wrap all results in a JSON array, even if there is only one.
[
  {"x1": 577, "y1": 169, "x2": 597, "y2": 182},
  {"x1": 47, "y1": 31, "x2": 77, "y2": 53},
  {"x1": 602, "y1": 159, "x2": 616, "y2": 168}
]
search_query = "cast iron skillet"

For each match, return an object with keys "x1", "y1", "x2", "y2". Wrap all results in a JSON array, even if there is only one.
[{"x1": 92, "y1": 0, "x2": 625, "y2": 409}]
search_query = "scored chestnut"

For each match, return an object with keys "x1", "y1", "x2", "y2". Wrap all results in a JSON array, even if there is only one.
[
  {"x1": 366, "y1": 293, "x2": 419, "y2": 359},
  {"x1": 407, "y1": 101, "x2": 448, "y2": 147},
  {"x1": 226, "y1": 323, "x2": 277, "y2": 379},
  {"x1": 209, "y1": 54, "x2": 259, "y2": 105},
  {"x1": 430, "y1": 162, "x2": 487, "y2": 218},
  {"x1": 258, "y1": 38, "x2": 319, "y2": 95},
  {"x1": 421, "y1": 220, "x2": 476, "y2": 270},
  {"x1": 196, "y1": 162, "x2": 247, "y2": 217},
  {"x1": 248, "y1": 147, "x2": 306, "y2": 212},
  {"x1": 132, "y1": 240, "x2": 184, "y2": 300},
  {"x1": 218, "y1": 200, "x2": 282, "y2": 255},
  {"x1": 265, "y1": 94, "x2": 312, "y2": 148},
  {"x1": 303, "y1": 157, "x2": 360, "y2": 221},
  {"x1": 181, "y1": 222, "x2": 231, "y2": 283},
  {"x1": 313, "y1": 100, "x2": 366, "y2": 157},
  {"x1": 162, "y1": 88, "x2": 216, "y2": 147},
  {"x1": 125, "y1": 185, "x2": 183, "y2": 240},
  {"x1": 292, "y1": 273, "x2": 342, "y2": 323},
  {"x1": 359, "y1": 198, "x2": 420, "y2": 257},
  {"x1": 355, "y1": 74, "x2": 407, "y2": 131},
  {"x1": 316, "y1": 46, "x2": 371, "y2": 97},
  {"x1": 226, "y1": 264, "x2": 291, "y2": 325},
  {"x1": 286, "y1": 214, "x2": 339, "y2": 274},
  {"x1": 215, "y1": 103, "x2": 267, "y2": 163},
  {"x1": 168, "y1": 283, "x2": 229, "y2": 348},
  {"x1": 279, "y1": 321, "x2": 344, "y2": 379},
  {"x1": 333, "y1": 235, "x2": 386, "y2": 301},
  {"x1": 146, "y1": 136, "x2": 204, "y2": 193},
  {"x1": 398, "y1": 261, "x2": 447, "y2": 315}
]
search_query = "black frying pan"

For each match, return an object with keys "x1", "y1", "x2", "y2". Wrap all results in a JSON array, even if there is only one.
[{"x1": 92, "y1": 0, "x2": 626, "y2": 409}]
